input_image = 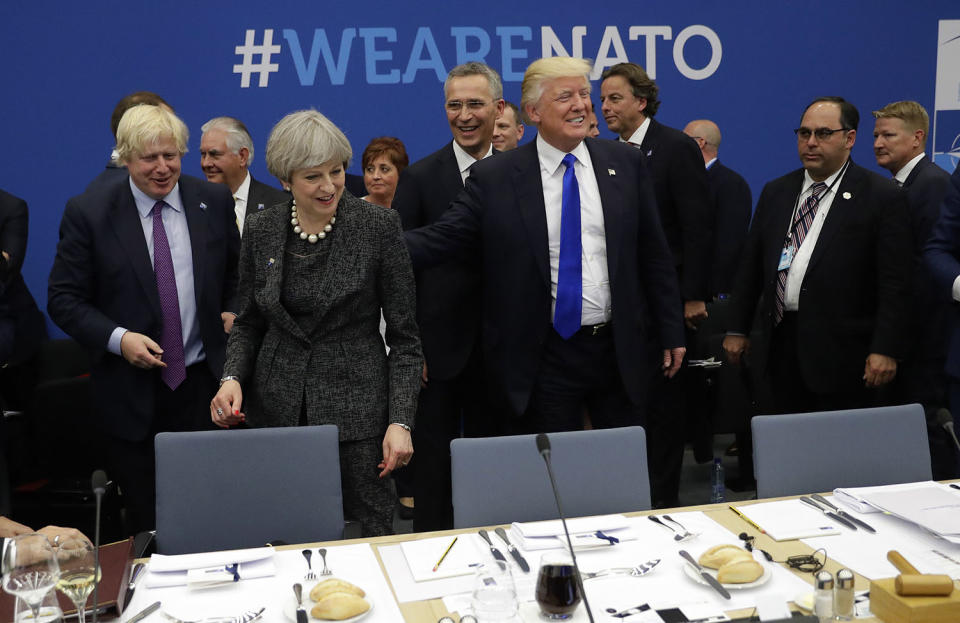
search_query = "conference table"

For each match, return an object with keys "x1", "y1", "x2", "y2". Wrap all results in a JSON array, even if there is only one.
[{"x1": 127, "y1": 485, "x2": 960, "y2": 623}]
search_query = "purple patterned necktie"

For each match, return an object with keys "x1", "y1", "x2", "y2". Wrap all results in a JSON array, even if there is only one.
[
  {"x1": 152, "y1": 201, "x2": 186, "y2": 389},
  {"x1": 773, "y1": 182, "x2": 827, "y2": 325}
]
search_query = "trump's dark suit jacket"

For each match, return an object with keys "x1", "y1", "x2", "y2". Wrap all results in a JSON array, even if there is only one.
[
  {"x1": 637, "y1": 118, "x2": 711, "y2": 301},
  {"x1": 47, "y1": 174, "x2": 240, "y2": 441},
  {"x1": 393, "y1": 143, "x2": 481, "y2": 381},
  {"x1": 728, "y1": 161, "x2": 912, "y2": 394},
  {"x1": 222, "y1": 192, "x2": 422, "y2": 441},
  {"x1": 405, "y1": 137, "x2": 685, "y2": 416}
]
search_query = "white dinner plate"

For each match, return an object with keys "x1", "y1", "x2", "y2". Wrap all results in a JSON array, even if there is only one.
[
  {"x1": 282, "y1": 582, "x2": 374, "y2": 623},
  {"x1": 682, "y1": 560, "x2": 772, "y2": 590}
]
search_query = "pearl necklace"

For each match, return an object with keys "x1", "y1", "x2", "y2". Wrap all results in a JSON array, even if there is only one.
[{"x1": 290, "y1": 198, "x2": 335, "y2": 244}]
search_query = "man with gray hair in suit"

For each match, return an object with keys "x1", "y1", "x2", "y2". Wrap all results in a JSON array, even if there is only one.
[{"x1": 200, "y1": 116, "x2": 288, "y2": 235}]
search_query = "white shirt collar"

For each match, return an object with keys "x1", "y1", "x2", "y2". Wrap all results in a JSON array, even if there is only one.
[
  {"x1": 452, "y1": 140, "x2": 493, "y2": 175},
  {"x1": 705, "y1": 157, "x2": 718, "y2": 170},
  {"x1": 620, "y1": 117, "x2": 651, "y2": 147},
  {"x1": 536, "y1": 134, "x2": 591, "y2": 175},
  {"x1": 802, "y1": 160, "x2": 847, "y2": 195},
  {"x1": 234, "y1": 171, "x2": 252, "y2": 203},
  {"x1": 894, "y1": 152, "x2": 925, "y2": 184},
  {"x1": 130, "y1": 177, "x2": 183, "y2": 218}
]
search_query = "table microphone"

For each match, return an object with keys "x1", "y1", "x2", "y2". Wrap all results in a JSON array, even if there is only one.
[
  {"x1": 91, "y1": 470, "x2": 107, "y2": 623},
  {"x1": 535, "y1": 433, "x2": 595, "y2": 623},
  {"x1": 935, "y1": 409, "x2": 960, "y2": 453}
]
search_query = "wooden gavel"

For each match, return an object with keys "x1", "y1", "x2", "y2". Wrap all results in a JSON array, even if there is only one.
[{"x1": 887, "y1": 550, "x2": 955, "y2": 596}]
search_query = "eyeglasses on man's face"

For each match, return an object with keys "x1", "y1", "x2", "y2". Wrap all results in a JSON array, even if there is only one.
[{"x1": 794, "y1": 127, "x2": 849, "y2": 141}]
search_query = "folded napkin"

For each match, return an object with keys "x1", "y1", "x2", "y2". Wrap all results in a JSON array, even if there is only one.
[
  {"x1": 146, "y1": 547, "x2": 276, "y2": 588},
  {"x1": 510, "y1": 514, "x2": 636, "y2": 551}
]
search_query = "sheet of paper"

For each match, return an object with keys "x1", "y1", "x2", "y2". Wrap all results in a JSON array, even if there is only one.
[
  {"x1": 732, "y1": 500, "x2": 841, "y2": 541},
  {"x1": 833, "y1": 480, "x2": 939, "y2": 513},
  {"x1": 861, "y1": 484, "x2": 960, "y2": 535},
  {"x1": 399, "y1": 534, "x2": 484, "y2": 581}
]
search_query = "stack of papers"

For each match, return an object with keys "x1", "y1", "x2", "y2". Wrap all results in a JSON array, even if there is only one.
[
  {"x1": 834, "y1": 481, "x2": 960, "y2": 544},
  {"x1": 731, "y1": 500, "x2": 841, "y2": 541},
  {"x1": 509, "y1": 514, "x2": 637, "y2": 550}
]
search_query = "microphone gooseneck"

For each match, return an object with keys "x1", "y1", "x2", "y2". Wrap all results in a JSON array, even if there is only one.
[
  {"x1": 535, "y1": 434, "x2": 595, "y2": 623},
  {"x1": 91, "y1": 470, "x2": 107, "y2": 623}
]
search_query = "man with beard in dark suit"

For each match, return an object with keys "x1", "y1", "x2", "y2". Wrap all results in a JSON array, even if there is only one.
[
  {"x1": 393, "y1": 62, "x2": 504, "y2": 532},
  {"x1": 49, "y1": 104, "x2": 239, "y2": 534},
  {"x1": 200, "y1": 116, "x2": 289, "y2": 238},
  {"x1": 724, "y1": 97, "x2": 912, "y2": 415}
]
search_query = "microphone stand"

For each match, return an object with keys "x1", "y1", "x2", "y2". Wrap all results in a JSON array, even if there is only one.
[{"x1": 91, "y1": 471, "x2": 107, "y2": 623}]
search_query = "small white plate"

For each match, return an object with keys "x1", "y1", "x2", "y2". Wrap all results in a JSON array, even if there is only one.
[
  {"x1": 282, "y1": 585, "x2": 374, "y2": 623},
  {"x1": 682, "y1": 561, "x2": 772, "y2": 590}
]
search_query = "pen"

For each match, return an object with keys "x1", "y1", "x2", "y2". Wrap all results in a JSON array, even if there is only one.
[
  {"x1": 433, "y1": 536, "x2": 458, "y2": 572},
  {"x1": 729, "y1": 505, "x2": 766, "y2": 534}
]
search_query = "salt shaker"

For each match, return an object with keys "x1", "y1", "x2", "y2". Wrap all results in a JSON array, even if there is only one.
[
  {"x1": 814, "y1": 570, "x2": 834, "y2": 621},
  {"x1": 834, "y1": 568, "x2": 855, "y2": 621}
]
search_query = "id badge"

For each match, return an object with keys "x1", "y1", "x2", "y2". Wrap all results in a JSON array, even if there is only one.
[{"x1": 778, "y1": 244, "x2": 796, "y2": 271}]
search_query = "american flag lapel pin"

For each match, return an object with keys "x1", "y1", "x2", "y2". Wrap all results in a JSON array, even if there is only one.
[
  {"x1": 199, "y1": 202, "x2": 208, "y2": 210},
  {"x1": 608, "y1": 169, "x2": 616, "y2": 176}
]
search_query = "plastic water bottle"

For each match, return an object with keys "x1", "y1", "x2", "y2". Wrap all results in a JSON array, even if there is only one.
[{"x1": 710, "y1": 457, "x2": 725, "y2": 503}]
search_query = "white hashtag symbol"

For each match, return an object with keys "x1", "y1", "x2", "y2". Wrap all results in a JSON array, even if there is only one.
[{"x1": 233, "y1": 29, "x2": 281, "y2": 88}]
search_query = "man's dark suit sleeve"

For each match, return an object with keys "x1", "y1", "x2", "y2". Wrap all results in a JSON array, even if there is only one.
[
  {"x1": 872, "y1": 185, "x2": 913, "y2": 358},
  {"x1": 924, "y1": 163, "x2": 960, "y2": 300},
  {"x1": 711, "y1": 167, "x2": 753, "y2": 295},
  {"x1": 727, "y1": 181, "x2": 774, "y2": 335},
  {"x1": 393, "y1": 168, "x2": 425, "y2": 231},
  {"x1": 48, "y1": 197, "x2": 120, "y2": 350},
  {"x1": 0, "y1": 193, "x2": 28, "y2": 278},
  {"x1": 672, "y1": 137, "x2": 712, "y2": 301}
]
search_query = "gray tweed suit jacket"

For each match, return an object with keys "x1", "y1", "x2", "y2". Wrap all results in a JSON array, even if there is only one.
[{"x1": 223, "y1": 191, "x2": 422, "y2": 441}]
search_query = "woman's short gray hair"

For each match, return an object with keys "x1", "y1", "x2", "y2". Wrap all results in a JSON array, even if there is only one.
[{"x1": 265, "y1": 110, "x2": 353, "y2": 183}]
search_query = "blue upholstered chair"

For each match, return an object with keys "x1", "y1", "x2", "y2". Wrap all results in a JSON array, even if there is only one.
[
  {"x1": 450, "y1": 426, "x2": 650, "y2": 529},
  {"x1": 751, "y1": 403, "x2": 931, "y2": 498},
  {"x1": 155, "y1": 425, "x2": 343, "y2": 554}
]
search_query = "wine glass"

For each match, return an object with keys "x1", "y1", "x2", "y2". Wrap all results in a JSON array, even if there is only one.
[
  {"x1": 2, "y1": 534, "x2": 60, "y2": 623},
  {"x1": 54, "y1": 542, "x2": 99, "y2": 623}
]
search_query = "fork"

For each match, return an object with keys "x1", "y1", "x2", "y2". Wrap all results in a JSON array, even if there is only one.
[
  {"x1": 302, "y1": 549, "x2": 316, "y2": 580},
  {"x1": 582, "y1": 559, "x2": 660, "y2": 580},
  {"x1": 162, "y1": 607, "x2": 266, "y2": 623},
  {"x1": 318, "y1": 547, "x2": 332, "y2": 576},
  {"x1": 647, "y1": 515, "x2": 684, "y2": 541},
  {"x1": 662, "y1": 515, "x2": 695, "y2": 540}
]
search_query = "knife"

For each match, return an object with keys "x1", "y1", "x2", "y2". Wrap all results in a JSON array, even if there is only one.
[
  {"x1": 127, "y1": 601, "x2": 161, "y2": 623},
  {"x1": 122, "y1": 562, "x2": 145, "y2": 613},
  {"x1": 478, "y1": 530, "x2": 507, "y2": 563},
  {"x1": 800, "y1": 496, "x2": 858, "y2": 530},
  {"x1": 811, "y1": 493, "x2": 876, "y2": 533},
  {"x1": 293, "y1": 584, "x2": 308, "y2": 623},
  {"x1": 494, "y1": 527, "x2": 530, "y2": 573},
  {"x1": 678, "y1": 550, "x2": 731, "y2": 600}
]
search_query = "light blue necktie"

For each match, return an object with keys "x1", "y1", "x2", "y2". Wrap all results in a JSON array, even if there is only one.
[{"x1": 554, "y1": 153, "x2": 582, "y2": 339}]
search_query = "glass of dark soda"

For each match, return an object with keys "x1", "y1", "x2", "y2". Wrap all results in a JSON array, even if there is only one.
[{"x1": 535, "y1": 552, "x2": 581, "y2": 620}]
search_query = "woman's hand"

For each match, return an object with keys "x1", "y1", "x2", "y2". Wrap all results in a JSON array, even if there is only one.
[
  {"x1": 37, "y1": 525, "x2": 91, "y2": 549},
  {"x1": 378, "y1": 424, "x2": 413, "y2": 478},
  {"x1": 211, "y1": 380, "x2": 245, "y2": 427}
]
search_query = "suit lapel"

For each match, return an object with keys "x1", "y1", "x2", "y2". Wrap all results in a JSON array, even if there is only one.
[
  {"x1": 514, "y1": 142, "x2": 551, "y2": 289},
  {"x1": 109, "y1": 183, "x2": 161, "y2": 321},
  {"x1": 807, "y1": 162, "x2": 863, "y2": 272},
  {"x1": 585, "y1": 139, "x2": 624, "y2": 285},
  {"x1": 257, "y1": 204, "x2": 308, "y2": 341},
  {"x1": 638, "y1": 118, "x2": 660, "y2": 156},
  {"x1": 440, "y1": 144, "x2": 466, "y2": 202},
  {"x1": 179, "y1": 178, "x2": 208, "y2": 311},
  {"x1": 311, "y1": 197, "x2": 358, "y2": 326},
  {"x1": 902, "y1": 157, "x2": 926, "y2": 189}
]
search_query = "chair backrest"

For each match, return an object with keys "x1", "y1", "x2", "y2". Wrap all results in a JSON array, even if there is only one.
[
  {"x1": 155, "y1": 425, "x2": 343, "y2": 554},
  {"x1": 751, "y1": 403, "x2": 931, "y2": 498},
  {"x1": 450, "y1": 426, "x2": 650, "y2": 529}
]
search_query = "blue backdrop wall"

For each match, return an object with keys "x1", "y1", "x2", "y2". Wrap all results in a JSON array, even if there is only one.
[{"x1": 2, "y1": 1, "x2": 958, "y2": 337}]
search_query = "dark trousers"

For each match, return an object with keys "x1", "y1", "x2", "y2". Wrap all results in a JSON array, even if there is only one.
[
  {"x1": 413, "y1": 349, "x2": 488, "y2": 533},
  {"x1": 645, "y1": 364, "x2": 685, "y2": 508},
  {"x1": 766, "y1": 313, "x2": 870, "y2": 414},
  {"x1": 524, "y1": 325, "x2": 642, "y2": 433},
  {"x1": 105, "y1": 361, "x2": 218, "y2": 536}
]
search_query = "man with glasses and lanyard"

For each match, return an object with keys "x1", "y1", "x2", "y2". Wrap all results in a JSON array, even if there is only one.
[{"x1": 722, "y1": 97, "x2": 911, "y2": 414}]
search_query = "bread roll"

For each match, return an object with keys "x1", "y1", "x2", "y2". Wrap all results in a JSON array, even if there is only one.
[
  {"x1": 717, "y1": 559, "x2": 764, "y2": 584},
  {"x1": 309, "y1": 578, "x2": 366, "y2": 601},
  {"x1": 310, "y1": 592, "x2": 370, "y2": 620},
  {"x1": 698, "y1": 544, "x2": 752, "y2": 569}
]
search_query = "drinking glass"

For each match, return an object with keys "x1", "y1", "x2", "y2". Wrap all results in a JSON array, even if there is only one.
[
  {"x1": 470, "y1": 560, "x2": 518, "y2": 622},
  {"x1": 535, "y1": 551, "x2": 582, "y2": 620},
  {"x1": 54, "y1": 542, "x2": 99, "y2": 623},
  {"x1": 2, "y1": 534, "x2": 60, "y2": 623},
  {"x1": 14, "y1": 588, "x2": 63, "y2": 623}
]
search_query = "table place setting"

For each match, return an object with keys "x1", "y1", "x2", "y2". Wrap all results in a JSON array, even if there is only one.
[{"x1": 123, "y1": 544, "x2": 403, "y2": 623}]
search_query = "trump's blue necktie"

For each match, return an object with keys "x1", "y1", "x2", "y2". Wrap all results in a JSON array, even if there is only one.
[{"x1": 554, "y1": 153, "x2": 582, "y2": 339}]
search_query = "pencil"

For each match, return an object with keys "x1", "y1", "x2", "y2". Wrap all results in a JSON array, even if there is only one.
[
  {"x1": 729, "y1": 505, "x2": 766, "y2": 534},
  {"x1": 433, "y1": 536, "x2": 458, "y2": 572}
]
